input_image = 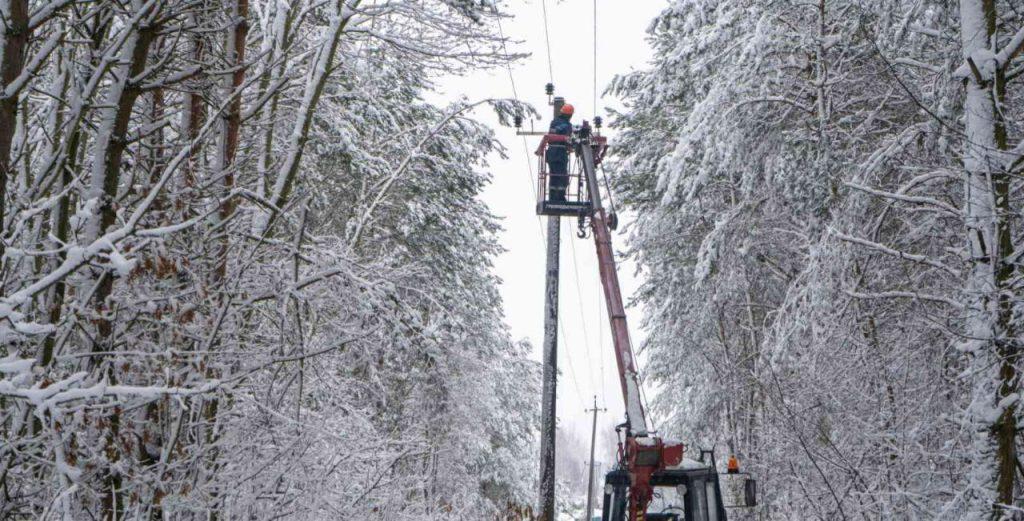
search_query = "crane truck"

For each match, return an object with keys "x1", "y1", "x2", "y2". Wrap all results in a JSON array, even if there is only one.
[{"x1": 519, "y1": 93, "x2": 757, "y2": 521}]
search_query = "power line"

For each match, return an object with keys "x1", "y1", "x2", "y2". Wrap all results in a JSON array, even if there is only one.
[
  {"x1": 597, "y1": 280, "x2": 607, "y2": 409},
  {"x1": 555, "y1": 220, "x2": 586, "y2": 405},
  {"x1": 593, "y1": 0, "x2": 598, "y2": 116},
  {"x1": 559, "y1": 328, "x2": 586, "y2": 405},
  {"x1": 632, "y1": 346, "x2": 657, "y2": 433},
  {"x1": 592, "y1": 0, "x2": 608, "y2": 412},
  {"x1": 540, "y1": 0, "x2": 555, "y2": 84},
  {"x1": 496, "y1": 18, "x2": 522, "y2": 102},
  {"x1": 496, "y1": 17, "x2": 546, "y2": 240},
  {"x1": 568, "y1": 228, "x2": 596, "y2": 392},
  {"x1": 566, "y1": 220, "x2": 595, "y2": 394}
]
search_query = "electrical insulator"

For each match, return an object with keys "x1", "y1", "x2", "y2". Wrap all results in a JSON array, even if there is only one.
[
  {"x1": 514, "y1": 114, "x2": 523, "y2": 128},
  {"x1": 545, "y1": 83, "x2": 554, "y2": 96},
  {"x1": 594, "y1": 116, "x2": 603, "y2": 129}
]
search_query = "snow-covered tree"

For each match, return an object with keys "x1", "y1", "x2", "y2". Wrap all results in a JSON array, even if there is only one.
[
  {"x1": 611, "y1": 1, "x2": 1024, "y2": 518},
  {"x1": 0, "y1": 0, "x2": 539, "y2": 519}
]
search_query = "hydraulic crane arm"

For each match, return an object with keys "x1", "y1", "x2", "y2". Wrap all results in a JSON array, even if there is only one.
[
  {"x1": 576, "y1": 128, "x2": 687, "y2": 521},
  {"x1": 592, "y1": 208, "x2": 647, "y2": 436},
  {"x1": 578, "y1": 142, "x2": 648, "y2": 437}
]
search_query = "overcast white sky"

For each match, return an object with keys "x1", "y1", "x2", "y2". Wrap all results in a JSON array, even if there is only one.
[{"x1": 435, "y1": 0, "x2": 666, "y2": 469}]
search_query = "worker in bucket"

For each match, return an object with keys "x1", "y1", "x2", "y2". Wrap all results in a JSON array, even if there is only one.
[{"x1": 545, "y1": 103, "x2": 574, "y2": 202}]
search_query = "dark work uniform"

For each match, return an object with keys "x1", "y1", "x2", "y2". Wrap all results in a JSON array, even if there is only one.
[{"x1": 546, "y1": 114, "x2": 573, "y2": 202}]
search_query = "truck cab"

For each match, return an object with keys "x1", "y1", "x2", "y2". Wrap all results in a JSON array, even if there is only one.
[{"x1": 601, "y1": 462, "x2": 728, "y2": 521}]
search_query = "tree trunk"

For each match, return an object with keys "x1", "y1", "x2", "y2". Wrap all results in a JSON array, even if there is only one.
[
  {"x1": 0, "y1": 0, "x2": 30, "y2": 260},
  {"x1": 260, "y1": 0, "x2": 360, "y2": 233},
  {"x1": 39, "y1": 48, "x2": 73, "y2": 368},
  {"x1": 180, "y1": 13, "x2": 206, "y2": 214},
  {"x1": 85, "y1": 6, "x2": 159, "y2": 519},
  {"x1": 214, "y1": 0, "x2": 249, "y2": 284},
  {"x1": 959, "y1": 0, "x2": 1016, "y2": 516}
]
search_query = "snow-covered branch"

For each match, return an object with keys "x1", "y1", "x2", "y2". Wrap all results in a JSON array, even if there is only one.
[
  {"x1": 832, "y1": 230, "x2": 959, "y2": 277},
  {"x1": 844, "y1": 181, "x2": 961, "y2": 217},
  {"x1": 844, "y1": 289, "x2": 966, "y2": 309}
]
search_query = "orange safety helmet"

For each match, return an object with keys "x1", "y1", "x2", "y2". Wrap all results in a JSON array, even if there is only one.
[{"x1": 560, "y1": 103, "x2": 574, "y2": 116}]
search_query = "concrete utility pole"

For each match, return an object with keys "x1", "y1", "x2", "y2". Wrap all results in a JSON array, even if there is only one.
[
  {"x1": 537, "y1": 96, "x2": 565, "y2": 521},
  {"x1": 584, "y1": 396, "x2": 606, "y2": 521}
]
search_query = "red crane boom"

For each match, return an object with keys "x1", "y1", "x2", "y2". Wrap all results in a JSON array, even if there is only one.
[{"x1": 578, "y1": 129, "x2": 686, "y2": 519}]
